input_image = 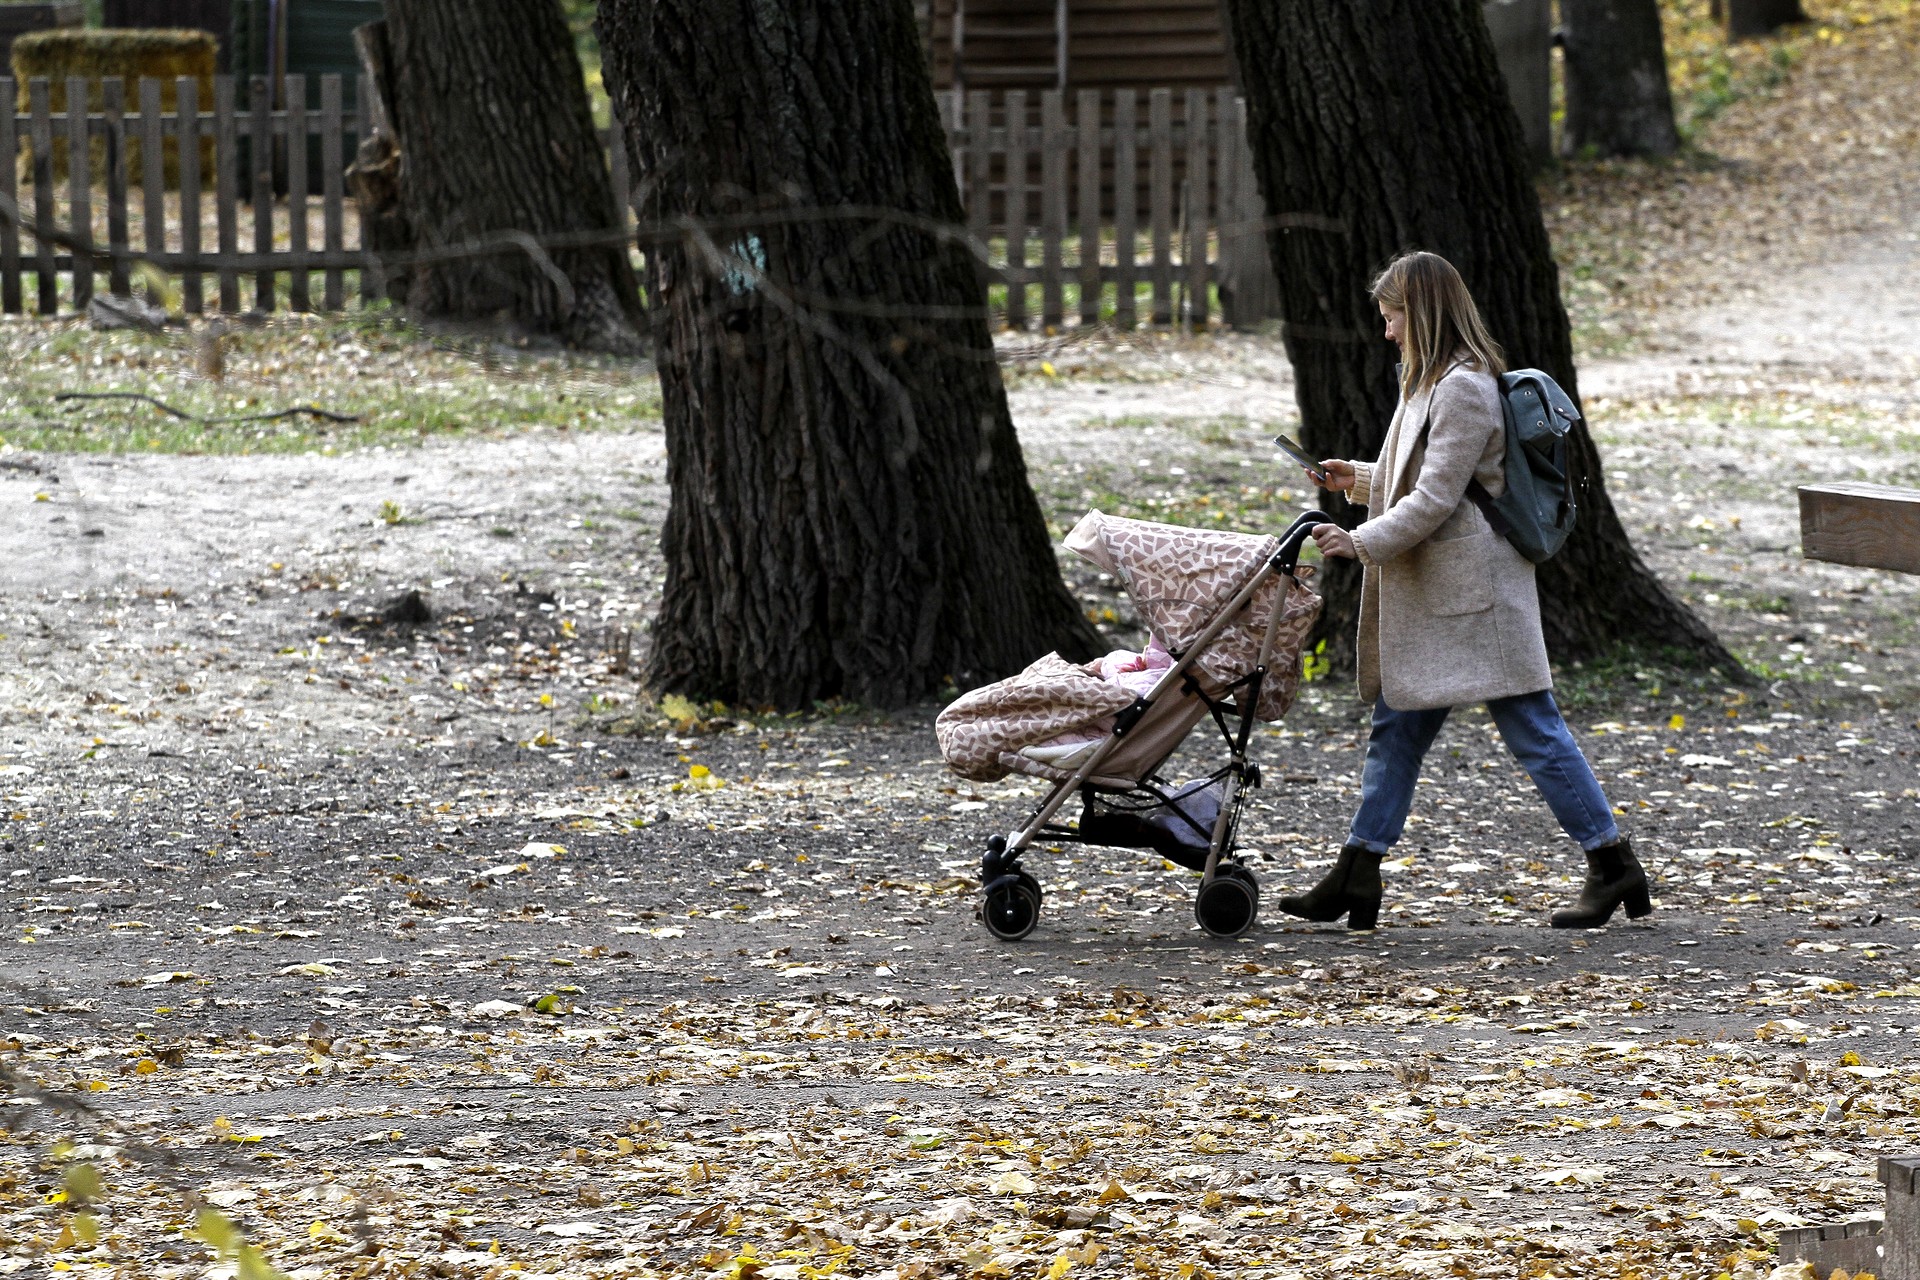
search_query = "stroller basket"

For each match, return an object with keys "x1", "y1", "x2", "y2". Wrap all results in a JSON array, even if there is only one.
[
  {"x1": 937, "y1": 507, "x2": 1329, "y2": 941},
  {"x1": 1079, "y1": 778, "x2": 1226, "y2": 872}
]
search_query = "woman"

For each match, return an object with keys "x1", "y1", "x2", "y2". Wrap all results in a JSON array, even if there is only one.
[{"x1": 1280, "y1": 251, "x2": 1648, "y2": 931}]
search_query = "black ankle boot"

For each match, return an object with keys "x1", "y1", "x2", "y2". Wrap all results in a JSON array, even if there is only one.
[
  {"x1": 1277, "y1": 844, "x2": 1384, "y2": 930},
  {"x1": 1550, "y1": 838, "x2": 1652, "y2": 929}
]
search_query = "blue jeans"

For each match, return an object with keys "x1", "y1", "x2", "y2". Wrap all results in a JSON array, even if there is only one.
[{"x1": 1347, "y1": 690, "x2": 1621, "y2": 855}]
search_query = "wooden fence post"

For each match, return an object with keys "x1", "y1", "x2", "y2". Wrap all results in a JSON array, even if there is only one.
[
  {"x1": 139, "y1": 77, "x2": 166, "y2": 305},
  {"x1": 1075, "y1": 87, "x2": 1099, "y2": 329},
  {"x1": 1113, "y1": 87, "x2": 1136, "y2": 329},
  {"x1": 178, "y1": 76, "x2": 204, "y2": 314},
  {"x1": 1003, "y1": 88, "x2": 1028, "y2": 331},
  {"x1": 1040, "y1": 89, "x2": 1065, "y2": 328},
  {"x1": 1148, "y1": 87, "x2": 1172, "y2": 327},
  {"x1": 0, "y1": 79, "x2": 18, "y2": 314},
  {"x1": 286, "y1": 73, "x2": 309, "y2": 312},
  {"x1": 214, "y1": 75, "x2": 239, "y2": 312},
  {"x1": 29, "y1": 78, "x2": 55, "y2": 315},
  {"x1": 249, "y1": 74, "x2": 273, "y2": 310},
  {"x1": 355, "y1": 73, "x2": 380, "y2": 307},
  {"x1": 321, "y1": 73, "x2": 345, "y2": 311},
  {"x1": 66, "y1": 75, "x2": 94, "y2": 309},
  {"x1": 104, "y1": 76, "x2": 130, "y2": 297},
  {"x1": 1184, "y1": 87, "x2": 1209, "y2": 329}
]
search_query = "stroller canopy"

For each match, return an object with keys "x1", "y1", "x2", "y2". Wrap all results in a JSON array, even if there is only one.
[{"x1": 1065, "y1": 510, "x2": 1320, "y2": 721}]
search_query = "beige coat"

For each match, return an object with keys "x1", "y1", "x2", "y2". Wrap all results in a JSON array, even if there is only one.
[{"x1": 1346, "y1": 363, "x2": 1551, "y2": 711}]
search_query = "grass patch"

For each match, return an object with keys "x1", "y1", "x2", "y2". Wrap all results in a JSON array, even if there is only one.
[
  {"x1": 1551, "y1": 643, "x2": 1754, "y2": 713},
  {"x1": 0, "y1": 308, "x2": 662, "y2": 457}
]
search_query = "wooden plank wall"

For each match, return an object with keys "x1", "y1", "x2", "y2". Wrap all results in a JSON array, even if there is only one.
[{"x1": 928, "y1": 0, "x2": 1232, "y2": 92}]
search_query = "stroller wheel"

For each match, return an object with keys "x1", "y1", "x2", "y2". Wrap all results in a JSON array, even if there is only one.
[
  {"x1": 982, "y1": 871, "x2": 1042, "y2": 941},
  {"x1": 1215, "y1": 862, "x2": 1259, "y2": 908},
  {"x1": 1195, "y1": 873, "x2": 1258, "y2": 939}
]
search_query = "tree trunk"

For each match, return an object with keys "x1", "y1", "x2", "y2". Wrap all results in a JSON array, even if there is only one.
[
  {"x1": 596, "y1": 0, "x2": 1102, "y2": 709},
  {"x1": 1220, "y1": 0, "x2": 1741, "y2": 676},
  {"x1": 1562, "y1": 0, "x2": 1681, "y2": 158},
  {"x1": 353, "y1": 0, "x2": 643, "y2": 353},
  {"x1": 1717, "y1": 0, "x2": 1809, "y2": 39}
]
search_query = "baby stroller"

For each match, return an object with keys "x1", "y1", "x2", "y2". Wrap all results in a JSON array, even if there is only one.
[{"x1": 935, "y1": 508, "x2": 1328, "y2": 940}]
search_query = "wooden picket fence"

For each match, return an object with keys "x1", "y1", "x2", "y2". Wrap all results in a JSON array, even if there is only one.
[
  {"x1": 1, "y1": 74, "x2": 373, "y2": 315},
  {"x1": 0, "y1": 76, "x2": 1274, "y2": 329},
  {"x1": 935, "y1": 86, "x2": 1276, "y2": 329}
]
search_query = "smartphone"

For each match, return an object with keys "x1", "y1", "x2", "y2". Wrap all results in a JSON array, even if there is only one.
[{"x1": 1272, "y1": 434, "x2": 1328, "y2": 486}]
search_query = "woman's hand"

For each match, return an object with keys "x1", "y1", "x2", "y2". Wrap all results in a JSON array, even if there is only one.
[
  {"x1": 1314, "y1": 459, "x2": 1357, "y2": 492},
  {"x1": 1311, "y1": 523, "x2": 1357, "y2": 559}
]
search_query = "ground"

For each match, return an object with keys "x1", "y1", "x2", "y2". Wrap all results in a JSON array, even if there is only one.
[{"x1": 3, "y1": 9, "x2": 1920, "y2": 1280}]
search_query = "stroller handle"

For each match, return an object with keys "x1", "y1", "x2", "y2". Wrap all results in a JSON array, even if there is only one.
[{"x1": 1273, "y1": 509, "x2": 1333, "y2": 573}]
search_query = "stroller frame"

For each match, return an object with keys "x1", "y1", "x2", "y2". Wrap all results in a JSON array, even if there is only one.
[{"x1": 980, "y1": 510, "x2": 1330, "y2": 939}]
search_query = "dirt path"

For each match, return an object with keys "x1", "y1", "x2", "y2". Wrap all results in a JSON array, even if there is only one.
[{"x1": 6, "y1": 39, "x2": 1920, "y2": 1280}]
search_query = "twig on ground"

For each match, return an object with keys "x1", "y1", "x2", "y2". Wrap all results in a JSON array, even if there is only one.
[{"x1": 53, "y1": 393, "x2": 362, "y2": 425}]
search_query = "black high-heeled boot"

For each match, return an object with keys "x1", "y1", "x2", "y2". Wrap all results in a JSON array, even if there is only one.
[
  {"x1": 1277, "y1": 844, "x2": 1384, "y2": 930},
  {"x1": 1550, "y1": 838, "x2": 1652, "y2": 928}
]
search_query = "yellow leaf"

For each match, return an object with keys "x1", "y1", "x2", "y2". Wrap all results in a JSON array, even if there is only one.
[
  {"x1": 309, "y1": 1220, "x2": 352, "y2": 1245},
  {"x1": 194, "y1": 1208, "x2": 240, "y2": 1251},
  {"x1": 134, "y1": 1058, "x2": 159, "y2": 1074},
  {"x1": 62, "y1": 1164, "x2": 102, "y2": 1201},
  {"x1": 1047, "y1": 1254, "x2": 1075, "y2": 1279},
  {"x1": 1840, "y1": 1050, "x2": 1862, "y2": 1067},
  {"x1": 236, "y1": 1245, "x2": 286, "y2": 1280},
  {"x1": 1669, "y1": 714, "x2": 1685, "y2": 731},
  {"x1": 1041, "y1": 361, "x2": 1058, "y2": 377},
  {"x1": 689, "y1": 764, "x2": 711, "y2": 780}
]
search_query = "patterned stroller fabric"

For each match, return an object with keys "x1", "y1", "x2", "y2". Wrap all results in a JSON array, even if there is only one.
[
  {"x1": 1063, "y1": 510, "x2": 1320, "y2": 722},
  {"x1": 935, "y1": 511, "x2": 1322, "y2": 784},
  {"x1": 935, "y1": 653, "x2": 1136, "y2": 783}
]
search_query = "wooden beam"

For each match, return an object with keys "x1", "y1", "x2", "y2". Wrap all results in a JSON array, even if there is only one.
[{"x1": 1799, "y1": 482, "x2": 1920, "y2": 575}]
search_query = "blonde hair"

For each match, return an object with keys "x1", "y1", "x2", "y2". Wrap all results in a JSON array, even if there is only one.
[{"x1": 1370, "y1": 251, "x2": 1506, "y2": 398}]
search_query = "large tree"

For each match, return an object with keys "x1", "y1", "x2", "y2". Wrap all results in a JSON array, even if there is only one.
[
  {"x1": 1220, "y1": 0, "x2": 1738, "y2": 674},
  {"x1": 1562, "y1": 0, "x2": 1680, "y2": 158},
  {"x1": 596, "y1": 0, "x2": 1101, "y2": 708},
  {"x1": 350, "y1": 0, "x2": 643, "y2": 352}
]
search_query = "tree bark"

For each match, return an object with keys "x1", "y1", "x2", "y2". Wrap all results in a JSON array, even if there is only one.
[
  {"x1": 596, "y1": 0, "x2": 1102, "y2": 709},
  {"x1": 1220, "y1": 0, "x2": 1741, "y2": 676},
  {"x1": 1562, "y1": 0, "x2": 1681, "y2": 158},
  {"x1": 1717, "y1": 0, "x2": 1809, "y2": 39},
  {"x1": 355, "y1": 0, "x2": 643, "y2": 353}
]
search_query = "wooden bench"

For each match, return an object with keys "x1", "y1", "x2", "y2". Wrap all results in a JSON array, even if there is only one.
[{"x1": 1798, "y1": 482, "x2": 1920, "y2": 575}]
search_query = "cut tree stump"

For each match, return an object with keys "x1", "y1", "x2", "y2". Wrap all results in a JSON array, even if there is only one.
[{"x1": 1798, "y1": 482, "x2": 1920, "y2": 575}]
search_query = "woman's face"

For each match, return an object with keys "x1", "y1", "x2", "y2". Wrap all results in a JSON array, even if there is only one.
[{"x1": 1379, "y1": 302, "x2": 1406, "y2": 348}]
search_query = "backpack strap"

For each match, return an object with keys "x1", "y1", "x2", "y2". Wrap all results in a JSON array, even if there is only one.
[
  {"x1": 1407, "y1": 366, "x2": 1511, "y2": 538},
  {"x1": 1464, "y1": 478, "x2": 1511, "y2": 538}
]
